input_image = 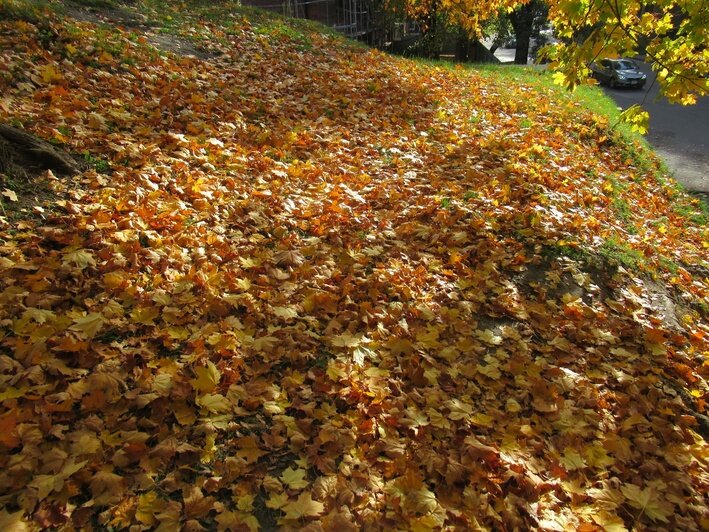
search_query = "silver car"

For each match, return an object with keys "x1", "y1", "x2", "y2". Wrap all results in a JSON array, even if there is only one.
[{"x1": 590, "y1": 59, "x2": 647, "y2": 88}]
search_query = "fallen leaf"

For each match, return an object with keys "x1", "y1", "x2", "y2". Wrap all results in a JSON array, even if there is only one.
[
  {"x1": 1, "y1": 188, "x2": 18, "y2": 202},
  {"x1": 282, "y1": 492, "x2": 324, "y2": 520}
]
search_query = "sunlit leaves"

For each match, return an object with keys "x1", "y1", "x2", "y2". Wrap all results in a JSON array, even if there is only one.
[
  {"x1": 0, "y1": 1, "x2": 707, "y2": 530},
  {"x1": 620, "y1": 484, "x2": 673, "y2": 523},
  {"x1": 190, "y1": 361, "x2": 221, "y2": 394},
  {"x1": 196, "y1": 393, "x2": 230, "y2": 413},
  {"x1": 619, "y1": 104, "x2": 649, "y2": 134},
  {"x1": 62, "y1": 248, "x2": 95, "y2": 269},
  {"x1": 560, "y1": 448, "x2": 585, "y2": 471},
  {"x1": 282, "y1": 492, "x2": 324, "y2": 520},
  {"x1": 69, "y1": 312, "x2": 104, "y2": 338},
  {"x1": 280, "y1": 467, "x2": 309, "y2": 490}
]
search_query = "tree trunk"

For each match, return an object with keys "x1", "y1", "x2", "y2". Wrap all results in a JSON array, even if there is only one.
[
  {"x1": 514, "y1": 33, "x2": 531, "y2": 64},
  {"x1": 509, "y1": 1, "x2": 536, "y2": 65},
  {"x1": 455, "y1": 33, "x2": 470, "y2": 61}
]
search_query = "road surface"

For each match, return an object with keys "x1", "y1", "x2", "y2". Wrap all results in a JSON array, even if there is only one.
[{"x1": 599, "y1": 61, "x2": 709, "y2": 194}]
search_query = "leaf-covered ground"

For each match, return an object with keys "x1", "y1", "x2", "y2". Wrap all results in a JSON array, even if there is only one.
[{"x1": 1, "y1": 1, "x2": 708, "y2": 530}]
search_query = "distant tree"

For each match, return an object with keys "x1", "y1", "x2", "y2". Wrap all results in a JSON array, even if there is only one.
[
  {"x1": 508, "y1": 0, "x2": 547, "y2": 64},
  {"x1": 483, "y1": 10, "x2": 512, "y2": 54}
]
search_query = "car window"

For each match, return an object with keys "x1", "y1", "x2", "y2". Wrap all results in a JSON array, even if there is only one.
[
  {"x1": 600, "y1": 60, "x2": 610, "y2": 68},
  {"x1": 617, "y1": 60, "x2": 636, "y2": 69}
]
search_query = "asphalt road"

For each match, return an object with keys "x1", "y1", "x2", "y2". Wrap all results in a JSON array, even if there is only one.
[{"x1": 593, "y1": 62, "x2": 708, "y2": 194}]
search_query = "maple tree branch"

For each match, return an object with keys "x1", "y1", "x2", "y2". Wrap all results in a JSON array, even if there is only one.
[{"x1": 601, "y1": 0, "x2": 707, "y2": 94}]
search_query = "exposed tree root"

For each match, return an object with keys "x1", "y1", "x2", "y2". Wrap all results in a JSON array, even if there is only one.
[{"x1": 0, "y1": 123, "x2": 80, "y2": 179}]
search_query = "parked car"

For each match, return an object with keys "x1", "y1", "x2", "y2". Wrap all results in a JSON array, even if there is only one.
[{"x1": 590, "y1": 58, "x2": 647, "y2": 88}]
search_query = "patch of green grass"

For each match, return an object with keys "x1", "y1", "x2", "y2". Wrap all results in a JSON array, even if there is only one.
[
  {"x1": 542, "y1": 242, "x2": 595, "y2": 265},
  {"x1": 71, "y1": 0, "x2": 118, "y2": 7},
  {"x1": 606, "y1": 174, "x2": 628, "y2": 194},
  {"x1": 139, "y1": 0, "x2": 346, "y2": 49},
  {"x1": 82, "y1": 151, "x2": 110, "y2": 172},
  {"x1": 612, "y1": 198, "x2": 637, "y2": 233},
  {"x1": 253, "y1": 22, "x2": 312, "y2": 49},
  {"x1": 674, "y1": 198, "x2": 708, "y2": 226},
  {"x1": 0, "y1": 0, "x2": 50, "y2": 22},
  {"x1": 658, "y1": 256, "x2": 680, "y2": 274},
  {"x1": 599, "y1": 238, "x2": 646, "y2": 270}
]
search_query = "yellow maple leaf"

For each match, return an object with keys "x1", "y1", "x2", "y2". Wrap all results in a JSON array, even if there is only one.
[
  {"x1": 282, "y1": 492, "x2": 324, "y2": 520},
  {"x1": 407, "y1": 487, "x2": 439, "y2": 514},
  {"x1": 62, "y1": 248, "x2": 96, "y2": 269},
  {"x1": 585, "y1": 443, "x2": 614, "y2": 469},
  {"x1": 477, "y1": 363, "x2": 501, "y2": 379},
  {"x1": 130, "y1": 306, "x2": 160, "y2": 325},
  {"x1": 136, "y1": 491, "x2": 164, "y2": 526},
  {"x1": 103, "y1": 271, "x2": 126, "y2": 289},
  {"x1": 191, "y1": 361, "x2": 221, "y2": 393},
  {"x1": 272, "y1": 306, "x2": 299, "y2": 320},
  {"x1": 152, "y1": 373, "x2": 173, "y2": 395},
  {"x1": 167, "y1": 326, "x2": 190, "y2": 340},
  {"x1": 70, "y1": 312, "x2": 104, "y2": 338},
  {"x1": 40, "y1": 64, "x2": 63, "y2": 84},
  {"x1": 620, "y1": 484, "x2": 673, "y2": 523},
  {"x1": 264, "y1": 492, "x2": 289, "y2": 513},
  {"x1": 446, "y1": 398, "x2": 473, "y2": 420},
  {"x1": 476, "y1": 329, "x2": 503, "y2": 345},
  {"x1": 560, "y1": 448, "x2": 585, "y2": 471},
  {"x1": 201, "y1": 434, "x2": 217, "y2": 463},
  {"x1": 591, "y1": 511, "x2": 628, "y2": 532},
  {"x1": 235, "y1": 436, "x2": 267, "y2": 464},
  {"x1": 0, "y1": 508, "x2": 30, "y2": 532},
  {"x1": 252, "y1": 335, "x2": 279, "y2": 351},
  {"x1": 330, "y1": 331, "x2": 364, "y2": 348},
  {"x1": 470, "y1": 413, "x2": 494, "y2": 427},
  {"x1": 280, "y1": 467, "x2": 309, "y2": 490},
  {"x1": 196, "y1": 393, "x2": 230, "y2": 413}
]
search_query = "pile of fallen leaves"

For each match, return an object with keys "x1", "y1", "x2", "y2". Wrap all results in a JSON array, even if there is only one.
[{"x1": 1, "y1": 1, "x2": 707, "y2": 529}]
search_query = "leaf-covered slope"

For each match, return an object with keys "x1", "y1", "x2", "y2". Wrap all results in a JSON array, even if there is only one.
[{"x1": 0, "y1": 1, "x2": 707, "y2": 530}]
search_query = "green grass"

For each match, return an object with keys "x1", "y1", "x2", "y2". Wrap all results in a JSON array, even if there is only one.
[
  {"x1": 137, "y1": 0, "x2": 345, "y2": 50},
  {"x1": 612, "y1": 198, "x2": 638, "y2": 233},
  {"x1": 70, "y1": 0, "x2": 117, "y2": 7},
  {"x1": 0, "y1": 0, "x2": 47, "y2": 21},
  {"x1": 82, "y1": 151, "x2": 111, "y2": 172},
  {"x1": 674, "y1": 200, "x2": 708, "y2": 226},
  {"x1": 599, "y1": 238, "x2": 646, "y2": 270}
]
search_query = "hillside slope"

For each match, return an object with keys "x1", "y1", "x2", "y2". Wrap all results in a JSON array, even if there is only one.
[{"x1": 1, "y1": 1, "x2": 708, "y2": 530}]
